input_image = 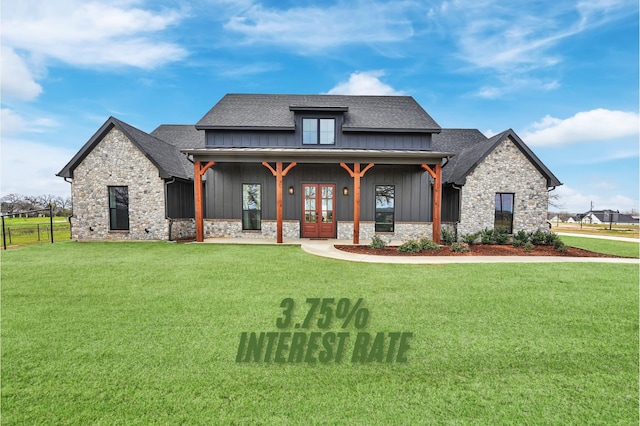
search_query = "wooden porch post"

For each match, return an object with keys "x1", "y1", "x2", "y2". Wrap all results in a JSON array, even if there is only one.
[
  {"x1": 262, "y1": 162, "x2": 297, "y2": 243},
  {"x1": 421, "y1": 163, "x2": 442, "y2": 244},
  {"x1": 194, "y1": 161, "x2": 215, "y2": 242},
  {"x1": 340, "y1": 162, "x2": 374, "y2": 244}
]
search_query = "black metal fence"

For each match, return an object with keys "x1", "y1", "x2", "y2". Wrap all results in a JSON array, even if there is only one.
[{"x1": 1, "y1": 205, "x2": 71, "y2": 250}]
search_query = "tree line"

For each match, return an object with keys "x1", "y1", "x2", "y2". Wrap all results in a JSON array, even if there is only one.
[{"x1": 0, "y1": 194, "x2": 72, "y2": 217}]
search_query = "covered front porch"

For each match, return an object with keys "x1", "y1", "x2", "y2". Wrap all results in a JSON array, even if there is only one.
[{"x1": 183, "y1": 148, "x2": 453, "y2": 245}]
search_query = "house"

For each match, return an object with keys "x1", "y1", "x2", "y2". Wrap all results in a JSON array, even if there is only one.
[
  {"x1": 581, "y1": 210, "x2": 639, "y2": 225},
  {"x1": 57, "y1": 94, "x2": 561, "y2": 244}
]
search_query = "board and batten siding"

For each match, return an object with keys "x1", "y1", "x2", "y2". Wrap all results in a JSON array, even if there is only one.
[{"x1": 205, "y1": 128, "x2": 432, "y2": 150}]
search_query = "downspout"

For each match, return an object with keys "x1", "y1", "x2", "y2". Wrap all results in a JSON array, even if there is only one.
[
  {"x1": 165, "y1": 178, "x2": 176, "y2": 241},
  {"x1": 64, "y1": 177, "x2": 73, "y2": 237}
]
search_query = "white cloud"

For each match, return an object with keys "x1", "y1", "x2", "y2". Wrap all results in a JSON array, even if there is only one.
[
  {"x1": 223, "y1": 1, "x2": 415, "y2": 52},
  {"x1": 552, "y1": 185, "x2": 638, "y2": 213},
  {"x1": 1, "y1": 109, "x2": 60, "y2": 136},
  {"x1": 1, "y1": 138, "x2": 76, "y2": 197},
  {"x1": 0, "y1": 0, "x2": 188, "y2": 100},
  {"x1": 1, "y1": 47, "x2": 43, "y2": 101},
  {"x1": 521, "y1": 109, "x2": 639, "y2": 147},
  {"x1": 430, "y1": 0, "x2": 637, "y2": 95},
  {"x1": 1, "y1": 109, "x2": 28, "y2": 135},
  {"x1": 326, "y1": 71, "x2": 404, "y2": 96}
]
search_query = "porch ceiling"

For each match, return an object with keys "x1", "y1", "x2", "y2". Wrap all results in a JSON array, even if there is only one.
[{"x1": 182, "y1": 148, "x2": 454, "y2": 165}]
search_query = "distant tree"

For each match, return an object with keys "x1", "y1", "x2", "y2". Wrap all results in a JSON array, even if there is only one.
[
  {"x1": 548, "y1": 191, "x2": 564, "y2": 210},
  {"x1": 1, "y1": 193, "x2": 23, "y2": 215}
]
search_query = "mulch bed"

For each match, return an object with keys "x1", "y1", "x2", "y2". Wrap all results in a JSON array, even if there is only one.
[{"x1": 334, "y1": 244, "x2": 619, "y2": 258}]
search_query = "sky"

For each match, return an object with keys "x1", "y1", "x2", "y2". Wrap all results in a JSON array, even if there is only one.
[{"x1": 1, "y1": 0, "x2": 638, "y2": 213}]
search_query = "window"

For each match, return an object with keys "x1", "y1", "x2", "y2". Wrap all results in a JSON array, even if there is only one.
[
  {"x1": 242, "y1": 184, "x2": 261, "y2": 230},
  {"x1": 108, "y1": 186, "x2": 129, "y2": 230},
  {"x1": 375, "y1": 185, "x2": 395, "y2": 232},
  {"x1": 302, "y1": 118, "x2": 335, "y2": 144},
  {"x1": 495, "y1": 193, "x2": 514, "y2": 233}
]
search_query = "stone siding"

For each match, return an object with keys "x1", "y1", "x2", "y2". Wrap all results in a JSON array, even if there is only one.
[
  {"x1": 204, "y1": 219, "x2": 300, "y2": 239},
  {"x1": 71, "y1": 128, "x2": 168, "y2": 240},
  {"x1": 457, "y1": 138, "x2": 549, "y2": 236},
  {"x1": 338, "y1": 221, "x2": 456, "y2": 243},
  {"x1": 169, "y1": 218, "x2": 196, "y2": 240}
]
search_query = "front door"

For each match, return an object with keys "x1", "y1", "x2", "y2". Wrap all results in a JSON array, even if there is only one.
[{"x1": 301, "y1": 184, "x2": 336, "y2": 238}]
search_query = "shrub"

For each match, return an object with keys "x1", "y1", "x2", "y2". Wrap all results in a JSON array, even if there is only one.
[
  {"x1": 461, "y1": 233, "x2": 478, "y2": 245},
  {"x1": 441, "y1": 227, "x2": 456, "y2": 245},
  {"x1": 530, "y1": 229, "x2": 546, "y2": 245},
  {"x1": 494, "y1": 228, "x2": 511, "y2": 245},
  {"x1": 450, "y1": 242, "x2": 470, "y2": 253},
  {"x1": 397, "y1": 240, "x2": 423, "y2": 253},
  {"x1": 544, "y1": 231, "x2": 559, "y2": 246},
  {"x1": 553, "y1": 238, "x2": 567, "y2": 252},
  {"x1": 513, "y1": 230, "x2": 529, "y2": 247},
  {"x1": 368, "y1": 234, "x2": 388, "y2": 249},
  {"x1": 524, "y1": 241, "x2": 534, "y2": 252},
  {"x1": 419, "y1": 238, "x2": 440, "y2": 251},
  {"x1": 479, "y1": 228, "x2": 496, "y2": 244},
  {"x1": 555, "y1": 242, "x2": 568, "y2": 253}
]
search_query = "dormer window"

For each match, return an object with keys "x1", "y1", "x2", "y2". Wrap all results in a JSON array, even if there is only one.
[{"x1": 302, "y1": 118, "x2": 335, "y2": 145}]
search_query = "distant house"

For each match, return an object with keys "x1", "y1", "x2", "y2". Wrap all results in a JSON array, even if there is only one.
[
  {"x1": 581, "y1": 210, "x2": 639, "y2": 225},
  {"x1": 57, "y1": 94, "x2": 561, "y2": 243}
]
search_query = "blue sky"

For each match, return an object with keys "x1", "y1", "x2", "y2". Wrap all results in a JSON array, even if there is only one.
[{"x1": 1, "y1": 0, "x2": 638, "y2": 213}]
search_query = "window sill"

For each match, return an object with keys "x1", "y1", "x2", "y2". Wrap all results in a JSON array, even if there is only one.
[
  {"x1": 109, "y1": 230, "x2": 130, "y2": 233},
  {"x1": 242, "y1": 230, "x2": 262, "y2": 233}
]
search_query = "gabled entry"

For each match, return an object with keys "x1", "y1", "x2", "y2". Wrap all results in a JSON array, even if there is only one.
[{"x1": 301, "y1": 184, "x2": 336, "y2": 238}]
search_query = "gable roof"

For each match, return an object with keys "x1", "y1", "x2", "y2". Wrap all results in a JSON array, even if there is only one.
[
  {"x1": 195, "y1": 94, "x2": 441, "y2": 133},
  {"x1": 433, "y1": 128, "x2": 561, "y2": 187},
  {"x1": 57, "y1": 117, "x2": 195, "y2": 181}
]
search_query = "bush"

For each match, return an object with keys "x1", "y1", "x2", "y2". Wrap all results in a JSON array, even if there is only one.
[
  {"x1": 494, "y1": 228, "x2": 510, "y2": 245},
  {"x1": 441, "y1": 227, "x2": 456, "y2": 245},
  {"x1": 524, "y1": 241, "x2": 534, "y2": 252},
  {"x1": 368, "y1": 234, "x2": 387, "y2": 249},
  {"x1": 553, "y1": 238, "x2": 567, "y2": 252},
  {"x1": 530, "y1": 229, "x2": 546, "y2": 245},
  {"x1": 544, "y1": 231, "x2": 559, "y2": 246},
  {"x1": 555, "y1": 243, "x2": 568, "y2": 253},
  {"x1": 450, "y1": 242, "x2": 470, "y2": 253},
  {"x1": 512, "y1": 230, "x2": 529, "y2": 247},
  {"x1": 461, "y1": 233, "x2": 478, "y2": 245},
  {"x1": 419, "y1": 238, "x2": 440, "y2": 251},
  {"x1": 397, "y1": 240, "x2": 423, "y2": 253},
  {"x1": 479, "y1": 228, "x2": 496, "y2": 244}
]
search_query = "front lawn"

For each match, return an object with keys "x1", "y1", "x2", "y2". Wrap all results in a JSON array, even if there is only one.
[
  {"x1": 2, "y1": 242, "x2": 638, "y2": 424},
  {"x1": 560, "y1": 235, "x2": 639, "y2": 258}
]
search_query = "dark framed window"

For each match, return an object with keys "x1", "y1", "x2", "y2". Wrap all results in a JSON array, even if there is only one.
[
  {"x1": 242, "y1": 184, "x2": 261, "y2": 230},
  {"x1": 302, "y1": 118, "x2": 335, "y2": 145},
  {"x1": 495, "y1": 193, "x2": 514, "y2": 233},
  {"x1": 375, "y1": 185, "x2": 395, "y2": 232},
  {"x1": 108, "y1": 186, "x2": 129, "y2": 230}
]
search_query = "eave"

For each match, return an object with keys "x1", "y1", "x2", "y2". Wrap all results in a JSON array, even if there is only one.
[{"x1": 182, "y1": 148, "x2": 455, "y2": 165}]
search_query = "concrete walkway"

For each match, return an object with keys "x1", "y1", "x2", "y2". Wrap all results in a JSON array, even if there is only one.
[{"x1": 202, "y1": 237, "x2": 639, "y2": 264}]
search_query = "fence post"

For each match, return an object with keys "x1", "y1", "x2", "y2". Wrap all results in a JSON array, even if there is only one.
[
  {"x1": 2, "y1": 216, "x2": 6, "y2": 250},
  {"x1": 38, "y1": 224, "x2": 41, "y2": 241},
  {"x1": 50, "y1": 204, "x2": 54, "y2": 244},
  {"x1": 8, "y1": 227, "x2": 11, "y2": 245}
]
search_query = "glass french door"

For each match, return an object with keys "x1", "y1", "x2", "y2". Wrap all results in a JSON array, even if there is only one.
[{"x1": 301, "y1": 184, "x2": 336, "y2": 238}]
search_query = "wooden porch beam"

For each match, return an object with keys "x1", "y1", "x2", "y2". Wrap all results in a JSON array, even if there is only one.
[
  {"x1": 421, "y1": 163, "x2": 442, "y2": 244},
  {"x1": 194, "y1": 161, "x2": 215, "y2": 242},
  {"x1": 340, "y1": 162, "x2": 374, "y2": 244},
  {"x1": 262, "y1": 161, "x2": 297, "y2": 243}
]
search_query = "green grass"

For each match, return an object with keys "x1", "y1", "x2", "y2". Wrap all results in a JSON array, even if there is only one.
[
  {"x1": 560, "y1": 235, "x2": 639, "y2": 258},
  {"x1": 2, "y1": 242, "x2": 638, "y2": 424},
  {"x1": 1, "y1": 217, "x2": 70, "y2": 247}
]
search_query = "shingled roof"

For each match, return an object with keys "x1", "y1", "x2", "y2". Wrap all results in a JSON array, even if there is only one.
[
  {"x1": 433, "y1": 128, "x2": 561, "y2": 187},
  {"x1": 57, "y1": 117, "x2": 196, "y2": 181},
  {"x1": 195, "y1": 94, "x2": 441, "y2": 133}
]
